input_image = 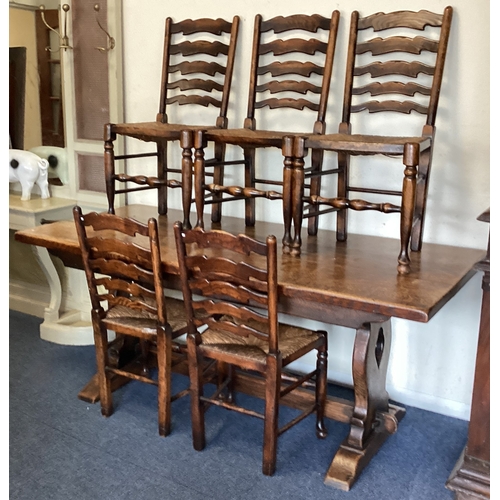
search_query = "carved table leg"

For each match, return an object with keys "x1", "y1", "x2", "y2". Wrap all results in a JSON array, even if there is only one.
[
  {"x1": 34, "y1": 245, "x2": 62, "y2": 325},
  {"x1": 324, "y1": 319, "x2": 406, "y2": 490},
  {"x1": 33, "y1": 245, "x2": 94, "y2": 345}
]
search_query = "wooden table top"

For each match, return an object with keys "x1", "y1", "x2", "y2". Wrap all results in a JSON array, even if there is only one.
[{"x1": 14, "y1": 204, "x2": 484, "y2": 324}]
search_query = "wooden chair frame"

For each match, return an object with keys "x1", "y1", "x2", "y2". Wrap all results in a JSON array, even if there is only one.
[
  {"x1": 73, "y1": 207, "x2": 188, "y2": 436},
  {"x1": 174, "y1": 222, "x2": 328, "y2": 475},
  {"x1": 288, "y1": 7, "x2": 453, "y2": 266}
]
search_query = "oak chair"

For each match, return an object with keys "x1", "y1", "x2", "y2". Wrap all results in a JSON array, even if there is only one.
[
  {"x1": 286, "y1": 7, "x2": 453, "y2": 268},
  {"x1": 104, "y1": 16, "x2": 240, "y2": 228},
  {"x1": 73, "y1": 207, "x2": 188, "y2": 436},
  {"x1": 192, "y1": 12, "x2": 340, "y2": 232},
  {"x1": 173, "y1": 222, "x2": 328, "y2": 475}
]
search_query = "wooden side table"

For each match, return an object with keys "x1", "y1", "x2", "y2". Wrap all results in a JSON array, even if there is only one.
[
  {"x1": 446, "y1": 208, "x2": 490, "y2": 499},
  {"x1": 9, "y1": 193, "x2": 94, "y2": 345}
]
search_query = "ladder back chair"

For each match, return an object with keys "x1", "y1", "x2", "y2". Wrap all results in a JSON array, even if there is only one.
[
  {"x1": 73, "y1": 206, "x2": 188, "y2": 436},
  {"x1": 173, "y1": 222, "x2": 328, "y2": 476},
  {"x1": 104, "y1": 16, "x2": 240, "y2": 228},
  {"x1": 193, "y1": 12, "x2": 339, "y2": 232},
  {"x1": 287, "y1": 7, "x2": 453, "y2": 269}
]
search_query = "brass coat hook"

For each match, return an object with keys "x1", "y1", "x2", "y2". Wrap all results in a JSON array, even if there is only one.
[
  {"x1": 39, "y1": 4, "x2": 72, "y2": 52},
  {"x1": 94, "y1": 4, "x2": 115, "y2": 52}
]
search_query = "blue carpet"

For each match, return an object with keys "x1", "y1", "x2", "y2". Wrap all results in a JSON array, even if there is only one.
[{"x1": 9, "y1": 310, "x2": 466, "y2": 499}]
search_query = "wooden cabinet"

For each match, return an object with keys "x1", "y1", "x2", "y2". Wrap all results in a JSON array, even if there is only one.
[{"x1": 446, "y1": 208, "x2": 490, "y2": 499}]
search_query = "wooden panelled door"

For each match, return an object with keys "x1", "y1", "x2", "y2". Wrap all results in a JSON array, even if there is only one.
[{"x1": 60, "y1": 0, "x2": 123, "y2": 207}]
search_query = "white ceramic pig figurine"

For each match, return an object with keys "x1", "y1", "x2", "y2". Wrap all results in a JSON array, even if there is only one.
[
  {"x1": 9, "y1": 149, "x2": 51, "y2": 201},
  {"x1": 29, "y1": 146, "x2": 69, "y2": 185}
]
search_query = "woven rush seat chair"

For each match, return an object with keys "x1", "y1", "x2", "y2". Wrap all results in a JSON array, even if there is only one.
[
  {"x1": 173, "y1": 222, "x2": 328, "y2": 475},
  {"x1": 73, "y1": 206, "x2": 189, "y2": 436},
  {"x1": 283, "y1": 7, "x2": 453, "y2": 273}
]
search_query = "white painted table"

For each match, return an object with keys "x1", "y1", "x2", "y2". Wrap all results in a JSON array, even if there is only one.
[{"x1": 9, "y1": 194, "x2": 94, "y2": 345}]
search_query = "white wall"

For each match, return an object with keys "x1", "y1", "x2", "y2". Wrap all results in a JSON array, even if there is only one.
[{"x1": 120, "y1": 0, "x2": 490, "y2": 419}]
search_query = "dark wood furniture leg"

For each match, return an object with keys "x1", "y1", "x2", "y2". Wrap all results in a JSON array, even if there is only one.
[
  {"x1": 336, "y1": 122, "x2": 351, "y2": 242},
  {"x1": 446, "y1": 209, "x2": 490, "y2": 499},
  {"x1": 283, "y1": 136, "x2": 307, "y2": 256},
  {"x1": 397, "y1": 143, "x2": 419, "y2": 275},
  {"x1": 243, "y1": 146, "x2": 256, "y2": 227},
  {"x1": 324, "y1": 319, "x2": 405, "y2": 491},
  {"x1": 78, "y1": 336, "x2": 142, "y2": 403},
  {"x1": 157, "y1": 140, "x2": 168, "y2": 216},
  {"x1": 180, "y1": 130, "x2": 193, "y2": 229},
  {"x1": 193, "y1": 130, "x2": 207, "y2": 229},
  {"x1": 410, "y1": 125, "x2": 434, "y2": 252},
  {"x1": 210, "y1": 126, "x2": 226, "y2": 224},
  {"x1": 281, "y1": 136, "x2": 294, "y2": 252},
  {"x1": 104, "y1": 124, "x2": 117, "y2": 214}
]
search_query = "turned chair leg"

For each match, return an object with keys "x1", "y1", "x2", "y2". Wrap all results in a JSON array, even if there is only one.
[{"x1": 103, "y1": 128, "x2": 116, "y2": 215}]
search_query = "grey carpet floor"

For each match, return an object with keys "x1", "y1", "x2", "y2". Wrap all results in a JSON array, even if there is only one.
[{"x1": 9, "y1": 309, "x2": 466, "y2": 499}]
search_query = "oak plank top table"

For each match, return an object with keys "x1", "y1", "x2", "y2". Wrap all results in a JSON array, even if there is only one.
[{"x1": 14, "y1": 204, "x2": 484, "y2": 491}]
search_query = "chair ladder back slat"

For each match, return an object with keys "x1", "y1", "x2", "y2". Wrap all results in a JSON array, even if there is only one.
[
  {"x1": 88, "y1": 257, "x2": 155, "y2": 285},
  {"x1": 86, "y1": 237, "x2": 153, "y2": 267},
  {"x1": 187, "y1": 255, "x2": 268, "y2": 286},
  {"x1": 189, "y1": 277, "x2": 268, "y2": 306},
  {"x1": 345, "y1": 7, "x2": 453, "y2": 122},
  {"x1": 94, "y1": 276, "x2": 156, "y2": 301}
]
